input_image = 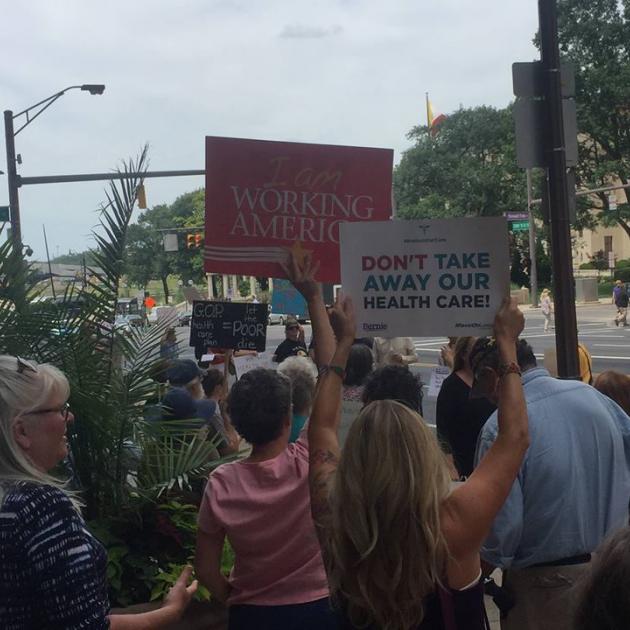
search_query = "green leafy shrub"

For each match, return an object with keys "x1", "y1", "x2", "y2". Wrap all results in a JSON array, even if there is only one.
[{"x1": 89, "y1": 500, "x2": 215, "y2": 606}]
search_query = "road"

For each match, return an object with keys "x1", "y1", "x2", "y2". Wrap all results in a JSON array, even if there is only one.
[
  {"x1": 176, "y1": 301, "x2": 629, "y2": 426},
  {"x1": 414, "y1": 302, "x2": 630, "y2": 425}
]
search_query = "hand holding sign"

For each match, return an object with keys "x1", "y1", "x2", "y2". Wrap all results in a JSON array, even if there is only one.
[
  {"x1": 329, "y1": 294, "x2": 356, "y2": 345},
  {"x1": 493, "y1": 297, "x2": 524, "y2": 345}
]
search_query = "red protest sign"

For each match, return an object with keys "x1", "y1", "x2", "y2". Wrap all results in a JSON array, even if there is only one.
[{"x1": 204, "y1": 136, "x2": 393, "y2": 283}]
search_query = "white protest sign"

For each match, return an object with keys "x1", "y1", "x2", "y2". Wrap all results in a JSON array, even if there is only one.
[
  {"x1": 427, "y1": 366, "x2": 451, "y2": 398},
  {"x1": 340, "y1": 217, "x2": 509, "y2": 337},
  {"x1": 233, "y1": 352, "x2": 275, "y2": 378}
]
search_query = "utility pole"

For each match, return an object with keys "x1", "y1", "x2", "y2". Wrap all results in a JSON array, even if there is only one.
[
  {"x1": 527, "y1": 169, "x2": 539, "y2": 307},
  {"x1": 4, "y1": 111, "x2": 21, "y2": 245},
  {"x1": 539, "y1": 0, "x2": 579, "y2": 378}
]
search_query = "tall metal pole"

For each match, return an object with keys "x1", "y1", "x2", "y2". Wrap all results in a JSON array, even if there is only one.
[
  {"x1": 4, "y1": 111, "x2": 21, "y2": 246},
  {"x1": 538, "y1": 0, "x2": 579, "y2": 378},
  {"x1": 527, "y1": 169, "x2": 539, "y2": 307}
]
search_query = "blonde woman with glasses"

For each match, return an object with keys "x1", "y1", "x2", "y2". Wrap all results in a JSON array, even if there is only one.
[
  {"x1": 0, "y1": 355, "x2": 196, "y2": 629},
  {"x1": 287, "y1": 252, "x2": 529, "y2": 630}
]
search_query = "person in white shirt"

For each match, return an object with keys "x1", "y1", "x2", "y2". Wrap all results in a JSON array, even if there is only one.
[{"x1": 373, "y1": 337, "x2": 418, "y2": 367}]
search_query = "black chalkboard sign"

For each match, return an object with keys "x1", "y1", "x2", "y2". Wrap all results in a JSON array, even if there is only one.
[{"x1": 189, "y1": 301, "x2": 268, "y2": 352}]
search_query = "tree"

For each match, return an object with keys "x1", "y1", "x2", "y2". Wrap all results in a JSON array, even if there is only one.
[
  {"x1": 394, "y1": 106, "x2": 526, "y2": 219},
  {"x1": 123, "y1": 189, "x2": 206, "y2": 300},
  {"x1": 535, "y1": 237, "x2": 552, "y2": 286},
  {"x1": 554, "y1": 0, "x2": 630, "y2": 235},
  {"x1": 510, "y1": 243, "x2": 530, "y2": 288},
  {"x1": 169, "y1": 189, "x2": 206, "y2": 284},
  {"x1": 125, "y1": 204, "x2": 176, "y2": 302}
]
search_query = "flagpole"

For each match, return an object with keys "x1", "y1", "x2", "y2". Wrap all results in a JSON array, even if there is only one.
[{"x1": 425, "y1": 92, "x2": 430, "y2": 127}]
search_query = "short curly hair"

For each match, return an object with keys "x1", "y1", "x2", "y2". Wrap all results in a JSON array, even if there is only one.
[
  {"x1": 361, "y1": 365, "x2": 423, "y2": 414},
  {"x1": 227, "y1": 368, "x2": 292, "y2": 445},
  {"x1": 277, "y1": 357, "x2": 317, "y2": 415}
]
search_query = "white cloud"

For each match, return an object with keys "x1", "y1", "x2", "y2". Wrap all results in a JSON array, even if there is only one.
[
  {"x1": 279, "y1": 24, "x2": 343, "y2": 38},
  {"x1": 0, "y1": 0, "x2": 539, "y2": 257}
]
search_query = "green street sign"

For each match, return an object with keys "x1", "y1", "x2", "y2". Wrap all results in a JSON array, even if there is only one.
[
  {"x1": 0, "y1": 206, "x2": 9, "y2": 223},
  {"x1": 510, "y1": 220, "x2": 529, "y2": 232}
]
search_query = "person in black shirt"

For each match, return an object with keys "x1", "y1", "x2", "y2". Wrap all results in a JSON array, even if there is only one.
[
  {"x1": 436, "y1": 336, "x2": 496, "y2": 478},
  {"x1": 272, "y1": 316, "x2": 308, "y2": 363}
]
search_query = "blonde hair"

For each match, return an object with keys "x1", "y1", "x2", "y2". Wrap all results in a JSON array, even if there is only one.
[
  {"x1": 0, "y1": 355, "x2": 74, "y2": 506},
  {"x1": 327, "y1": 400, "x2": 451, "y2": 630}
]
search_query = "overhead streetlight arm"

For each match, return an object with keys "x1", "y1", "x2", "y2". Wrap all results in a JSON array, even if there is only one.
[
  {"x1": 12, "y1": 84, "x2": 105, "y2": 136},
  {"x1": 5, "y1": 82, "x2": 105, "y2": 246}
]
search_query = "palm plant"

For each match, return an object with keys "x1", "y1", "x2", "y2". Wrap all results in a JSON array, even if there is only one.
[{"x1": 0, "y1": 146, "x2": 225, "y2": 521}]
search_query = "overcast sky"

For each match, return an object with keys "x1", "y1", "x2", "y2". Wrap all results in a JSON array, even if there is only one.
[{"x1": 1, "y1": 0, "x2": 539, "y2": 259}]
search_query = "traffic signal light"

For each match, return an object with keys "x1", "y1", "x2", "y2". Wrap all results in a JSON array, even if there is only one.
[
  {"x1": 195, "y1": 234, "x2": 203, "y2": 248},
  {"x1": 136, "y1": 184, "x2": 147, "y2": 209},
  {"x1": 187, "y1": 234, "x2": 196, "y2": 249}
]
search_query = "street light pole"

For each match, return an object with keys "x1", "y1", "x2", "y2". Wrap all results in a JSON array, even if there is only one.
[
  {"x1": 3, "y1": 84, "x2": 105, "y2": 249},
  {"x1": 4, "y1": 110, "x2": 21, "y2": 245}
]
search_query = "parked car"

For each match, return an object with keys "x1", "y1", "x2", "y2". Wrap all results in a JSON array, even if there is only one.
[
  {"x1": 114, "y1": 316, "x2": 130, "y2": 332},
  {"x1": 178, "y1": 311, "x2": 193, "y2": 327},
  {"x1": 114, "y1": 314, "x2": 145, "y2": 333},
  {"x1": 268, "y1": 307, "x2": 287, "y2": 326},
  {"x1": 125, "y1": 314, "x2": 144, "y2": 328}
]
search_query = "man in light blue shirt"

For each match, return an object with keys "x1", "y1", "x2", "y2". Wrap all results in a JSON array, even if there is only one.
[{"x1": 472, "y1": 338, "x2": 630, "y2": 630}]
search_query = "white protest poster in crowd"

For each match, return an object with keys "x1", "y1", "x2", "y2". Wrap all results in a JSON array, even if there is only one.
[
  {"x1": 340, "y1": 217, "x2": 509, "y2": 337},
  {"x1": 233, "y1": 352, "x2": 276, "y2": 378},
  {"x1": 427, "y1": 366, "x2": 451, "y2": 398}
]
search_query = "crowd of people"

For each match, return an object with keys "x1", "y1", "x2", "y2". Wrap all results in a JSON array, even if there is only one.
[{"x1": 2, "y1": 251, "x2": 630, "y2": 629}]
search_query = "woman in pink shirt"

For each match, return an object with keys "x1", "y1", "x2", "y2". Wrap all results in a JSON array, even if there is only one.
[{"x1": 194, "y1": 367, "x2": 338, "y2": 630}]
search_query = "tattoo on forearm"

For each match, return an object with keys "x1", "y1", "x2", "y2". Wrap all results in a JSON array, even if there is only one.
[
  {"x1": 311, "y1": 449, "x2": 339, "y2": 467},
  {"x1": 310, "y1": 450, "x2": 337, "y2": 530}
]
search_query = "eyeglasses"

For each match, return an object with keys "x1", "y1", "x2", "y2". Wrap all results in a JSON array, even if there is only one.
[
  {"x1": 287, "y1": 326, "x2": 299, "y2": 331},
  {"x1": 16, "y1": 356, "x2": 37, "y2": 374},
  {"x1": 24, "y1": 402, "x2": 71, "y2": 421}
]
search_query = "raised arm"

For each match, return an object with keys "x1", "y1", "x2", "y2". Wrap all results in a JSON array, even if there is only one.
[
  {"x1": 441, "y1": 298, "x2": 528, "y2": 562},
  {"x1": 308, "y1": 296, "x2": 355, "y2": 531},
  {"x1": 283, "y1": 250, "x2": 335, "y2": 367}
]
